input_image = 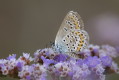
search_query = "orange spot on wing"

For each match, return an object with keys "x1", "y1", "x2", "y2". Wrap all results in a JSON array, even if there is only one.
[
  {"x1": 76, "y1": 46, "x2": 81, "y2": 51},
  {"x1": 69, "y1": 15, "x2": 80, "y2": 29}
]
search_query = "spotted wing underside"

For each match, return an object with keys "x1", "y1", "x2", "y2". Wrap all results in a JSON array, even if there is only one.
[{"x1": 55, "y1": 11, "x2": 89, "y2": 54}]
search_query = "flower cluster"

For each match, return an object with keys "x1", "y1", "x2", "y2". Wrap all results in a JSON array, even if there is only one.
[{"x1": 0, "y1": 44, "x2": 119, "y2": 80}]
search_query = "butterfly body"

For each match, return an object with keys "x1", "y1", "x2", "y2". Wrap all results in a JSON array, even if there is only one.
[{"x1": 55, "y1": 11, "x2": 89, "y2": 57}]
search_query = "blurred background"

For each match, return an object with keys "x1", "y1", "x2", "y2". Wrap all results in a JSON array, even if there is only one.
[{"x1": 0, "y1": 0, "x2": 119, "y2": 79}]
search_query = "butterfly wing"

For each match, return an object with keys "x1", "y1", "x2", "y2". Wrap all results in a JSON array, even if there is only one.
[{"x1": 55, "y1": 11, "x2": 89, "y2": 53}]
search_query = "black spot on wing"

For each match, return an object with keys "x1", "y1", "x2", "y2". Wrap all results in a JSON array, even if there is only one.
[
  {"x1": 63, "y1": 40, "x2": 65, "y2": 42},
  {"x1": 64, "y1": 27, "x2": 68, "y2": 31},
  {"x1": 67, "y1": 35, "x2": 69, "y2": 38}
]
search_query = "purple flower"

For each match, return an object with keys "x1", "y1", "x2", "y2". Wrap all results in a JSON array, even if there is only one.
[
  {"x1": 100, "y1": 56, "x2": 112, "y2": 67},
  {"x1": 54, "y1": 70, "x2": 60, "y2": 76},
  {"x1": 40, "y1": 76, "x2": 46, "y2": 80},
  {"x1": 23, "y1": 53, "x2": 30, "y2": 59},
  {"x1": 53, "y1": 54, "x2": 68, "y2": 62},
  {"x1": 101, "y1": 45, "x2": 119, "y2": 58},
  {"x1": 45, "y1": 51, "x2": 50, "y2": 56},
  {"x1": 7, "y1": 54, "x2": 16, "y2": 60},
  {"x1": 76, "y1": 59, "x2": 84, "y2": 66},
  {"x1": 92, "y1": 48, "x2": 99, "y2": 56},
  {"x1": 26, "y1": 75, "x2": 31, "y2": 80},
  {"x1": 84, "y1": 56, "x2": 100, "y2": 67},
  {"x1": 68, "y1": 71, "x2": 73, "y2": 77},
  {"x1": 16, "y1": 62, "x2": 23, "y2": 71},
  {"x1": 93, "y1": 48, "x2": 99, "y2": 53},
  {"x1": 0, "y1": 44, "x2": 118, "y2": 80},
  {"x1": 41, "y1": 56, "x2": 55, "y2": 67}
]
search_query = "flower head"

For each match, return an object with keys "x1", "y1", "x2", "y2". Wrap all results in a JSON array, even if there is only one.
[
  {"x1": 84, "y1": 56, "x2": 101, "y2": 68},
  {"x1": 41, "y1": 56, "x2": 55, "y2": 67},
  {"x1": 0, "y1": 44, "x2": 118, "y2": 80},
  {"x1": 16, "y1": 62, "x2": 23, "y2": 71},
  {"x1": 7, "y1": 54, "x2": 16, "y2": 60},
  {"x1": 53, "y1": 53, "x2": 68, "y2": 62},
  {"x1": 101, "y1": 56, "x2": 112, "y2": 67}
]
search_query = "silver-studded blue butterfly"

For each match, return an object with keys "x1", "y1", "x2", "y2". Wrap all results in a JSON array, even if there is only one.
[{"x1": 54, "y1": 11, "x2": 89, "y2": 58}]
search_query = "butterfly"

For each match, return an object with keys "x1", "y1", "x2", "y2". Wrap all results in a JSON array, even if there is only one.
[{"x1": 54, "y1": 11, "x2": 89, "y2": 58}]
